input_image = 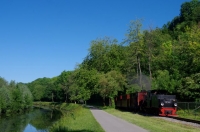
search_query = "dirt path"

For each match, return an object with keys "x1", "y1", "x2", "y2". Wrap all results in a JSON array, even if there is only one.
[{"x1": 89, "y1": 106, "x2": 148, "y2": 132}]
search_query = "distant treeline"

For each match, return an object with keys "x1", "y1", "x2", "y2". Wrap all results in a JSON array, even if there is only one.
[{"x1": 0, "y1": 77, "x2": 33, "y2": 114}]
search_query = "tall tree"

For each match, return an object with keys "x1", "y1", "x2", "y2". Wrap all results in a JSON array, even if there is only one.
[
  {"x1": 56, "y1": 71, "x2": 73, "y2": 102},
  {"x1": 180, "y1": 0, "x2": 200, "y2": 23},
  {"x1": 68, "y1": 68, "x2": 99, "y2": 104},
  {"x1": 143, "y1": 28, "x2": 158, "y2": 83},
  {"x1": 125, "y1": 19, "x2": 144, "y2": 88},
  {"x1": 0, "y1": 77, "x2": 8, "y2": 87},
  {"x1": 96, "y1": 71, "x2": 126, "y2": 106},
  {"x1": 83, "y1": 37, "x2": 119, "y2": 73}
]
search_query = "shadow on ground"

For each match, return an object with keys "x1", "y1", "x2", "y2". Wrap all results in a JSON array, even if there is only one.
[{"x1": 85, "y1": 105, "x2": 101, "y2": 110}]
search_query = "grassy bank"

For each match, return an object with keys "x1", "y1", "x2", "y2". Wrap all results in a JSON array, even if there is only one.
[
  {"x1": 34, "y1": 102, "x2": 104, "y2": 132},
  {"x1": 50, "y1": 107, "x2": 104, "y2": 132},
  {"x1": 104, "y1": 108, "x2": 200, "y2": 132},
  {"x1": 177, "y1": 110, "x2": 200, "y2": 121},
  {"x1": 33, "y1": 102, "x2": 80, "y2": 111}
]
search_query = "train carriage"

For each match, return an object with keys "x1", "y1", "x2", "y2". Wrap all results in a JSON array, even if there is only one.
[{"x1": 115, "y1": 90, "x2": 177, "y2": 116}]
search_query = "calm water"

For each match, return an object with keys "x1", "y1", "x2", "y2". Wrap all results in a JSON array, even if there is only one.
[{"x1": 0, "y1": 108, "x2": 62, "y2": 132}]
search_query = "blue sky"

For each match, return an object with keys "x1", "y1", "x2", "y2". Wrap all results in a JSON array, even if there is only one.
[{"x1": 0, "y1": 0, "x2": 190, "y2": 83}]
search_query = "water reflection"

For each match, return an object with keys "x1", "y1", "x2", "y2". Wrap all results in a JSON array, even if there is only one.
[
  {"x1": 24, "y1": 124, "x2": 38, "y2": 132},
  {"x1": 0, "y1": 108, "x2": 62, "y2": 132}
]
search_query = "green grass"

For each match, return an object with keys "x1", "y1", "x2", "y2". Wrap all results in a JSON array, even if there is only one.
[
  {"x1": 177, "y1": 110, "x2": 200, "y2": 121},
  {"x1": 50, "y1": 106, "x2": 105, "y2": 132},
  {"x1": 34, "y1": 102, "x2": 105, "y2": 132},
  {"x1": 104, "y1": 108, "x2": 200, "y2": 132}
]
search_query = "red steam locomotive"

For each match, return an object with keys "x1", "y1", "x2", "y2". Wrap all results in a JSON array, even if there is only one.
[{"x1": 115, "y1": 90, "x2": 177, "y2": 116}]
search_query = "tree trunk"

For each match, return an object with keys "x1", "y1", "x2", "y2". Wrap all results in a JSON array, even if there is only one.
[
  {"x1": 109, "y1": 98, "x2": 112, "y2": 106},
  {"x1": 51, "y1": 110, "x2": 53, "y2": 119},
  {"x1": 136, "y1": 58, "x2": 139, "y2": 80},
  {"x1": 138, "y1": 56, "x2": 142, "y2": 88},
  {"x1": 52, "y1": 92, "x2": 54, "y2": 102},
  {"x1": 103, "y1": 97, "x2": 105, "y2": 106},
  {"x1": 65, "y1": 94, "x2": 67, "y2": 103},
  {"x1": 148, "y1": 51, "x2": 152, "y2": 90}
]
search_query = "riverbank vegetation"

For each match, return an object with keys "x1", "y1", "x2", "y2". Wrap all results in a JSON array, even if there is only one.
[
  {"x1": 33, "y1": 102, "x2": 82, "y2": 111},
  {"x1": 0, "y1": 77, "x2": 33, "y2": 115},
  {"x1": 105, "y1": 108, "x2": 200, "y2": 132},
  {"x1": 50, "y1": 106, "x2": 104, "y2": 132},
  {"x1": 33, "y1": 102, "x2": 104, "y2": 132}
]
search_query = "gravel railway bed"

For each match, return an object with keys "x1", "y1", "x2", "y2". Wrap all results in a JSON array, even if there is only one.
[
  {"x1": 137, "y1": 111, "x2": 200, "y2": 128},
  {"x1": 153, "y1": 116, "x2": 200, "y2": 128}
]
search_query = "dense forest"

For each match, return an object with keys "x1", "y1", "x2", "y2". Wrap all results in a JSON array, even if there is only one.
[{"x1": 1, "y1": 0, "x2": 200, "y2": 109}]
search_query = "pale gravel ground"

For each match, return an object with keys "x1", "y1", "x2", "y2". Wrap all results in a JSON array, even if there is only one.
[
  {"x1": 88, "y1": 106, "x2": 148, "y2": 132},
  {"x1": 153, "y1": 116, "x2": 200, "y2": 129}
]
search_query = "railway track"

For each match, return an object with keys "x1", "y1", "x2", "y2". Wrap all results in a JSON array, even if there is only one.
[
  {"x1": 153, "y1": 115, "x2": 200, "y2": 128},
  {"x1": 148, "y1": 112, "x2": 200, "y2": 128},
  {"x1": 123, "y1": 109, "x2": 200, "y2": 127},
  {"x1": 136, "y1": 111, "x2": 200, "y2": 125},
  {"x1": 166, "y1": 116, "x2": 200, "y2": 124}
]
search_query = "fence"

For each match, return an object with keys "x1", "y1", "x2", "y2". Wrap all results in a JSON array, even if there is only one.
[{"x1": 177, "y1": 102, "x2": 200, "y2": 120}]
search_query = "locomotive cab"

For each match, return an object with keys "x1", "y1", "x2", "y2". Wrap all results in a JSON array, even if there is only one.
[{"x1": 150, "y1": 90, "x2": 177, "y2": 116}]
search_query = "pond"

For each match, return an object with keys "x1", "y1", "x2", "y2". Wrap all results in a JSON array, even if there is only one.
[{"x1": 0, "y1": 107, "x2": 63, "y2": 132}]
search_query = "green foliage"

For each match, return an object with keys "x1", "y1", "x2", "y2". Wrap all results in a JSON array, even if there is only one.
[
  {"x1": 178, "y1": 73, "x2": 200, "y2": 101},
  {"x1": 68, "y1": 69, "x2": 99, "y2": 102},
  {"x1": 18, "y1": 84, "x2": 33, "y2": 108},
  {"x1": 0, "y1": 86, "x2": 12, "y2": 112},
  {"x1": 28, "y1": 77, "x2": 58, "y2": 102},
  {"x1": 0, "y1": 77, "x2": 8, "y2": 87},
  {"x1": 11, "y1": 87, "x2": 24, "y2": 111},
  {"x1": 95, "y1": 71, "x2": 126, "y2": 106},
  {"x1": 0, "y1": 78, "x2": 33, "y2": 114},
  {"x1": 33, "y1": 84, "x2": 45, "y2": 101},
  {"x1": 56, "y1": 71, "x2": 73, "y2": 102},
  {"x1": 180, "y1": 0, "x2": 200, "y2": 22},
  {"x1": 125, "y1": 19, "x2": 143, "y2": 43},
  {"x1": 126, "y1": 83, "x2": 141, "y2": 94},
  {"x1": 83, "y1": 37, "x2": 126, "y2": 73},
  {"x1": 125, "y1": 19, "x2": 144, "y2": 69},
  {"x1": 152, "y1": 70, "x2": 179, "y2": 93},
  {"x1": 167, "y1": 0, "x2": 200, "y2": 37}
]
